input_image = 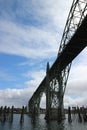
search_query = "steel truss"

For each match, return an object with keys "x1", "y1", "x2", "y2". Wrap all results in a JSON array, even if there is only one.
[{"x1": 46, "y1": 0, "x2": 87, "y2": 120}]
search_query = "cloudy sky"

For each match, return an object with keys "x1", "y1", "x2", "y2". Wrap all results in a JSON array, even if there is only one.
[{"x1": 0, "y1": 0, "x2": 87, "y2": 109}]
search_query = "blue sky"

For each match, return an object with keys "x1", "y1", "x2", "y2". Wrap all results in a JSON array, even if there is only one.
[{"x1": 0, "y1": 0, "x2": 87, "y2": 108}]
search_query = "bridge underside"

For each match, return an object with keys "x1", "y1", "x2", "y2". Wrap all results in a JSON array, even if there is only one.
[{"x1": 29, "y1": 14, "x2": 87, "y2": 121}]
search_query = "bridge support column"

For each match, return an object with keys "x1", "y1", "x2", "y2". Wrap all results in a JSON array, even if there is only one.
[
  {"x1": 45, "y1": 62, "x2": 64, "y2": 121},
  {"x1": 29, "y1": 97, "x2": 40, "y2": 116},
  {"x1": 58, "y1": 74, "x2": 65, "y2": 121},
  {"x1": 45, "y1": 62, "x2": 50, "y2": 121}
]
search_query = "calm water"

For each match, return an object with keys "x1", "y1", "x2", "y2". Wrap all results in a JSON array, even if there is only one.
[{"x1": 0, "y1": 114, "x2": 87, "y2": 130}]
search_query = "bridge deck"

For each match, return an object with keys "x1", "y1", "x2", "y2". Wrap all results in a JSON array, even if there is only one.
[{"x1": 29, "y1": 15, "x2": 87, "y2": 102}]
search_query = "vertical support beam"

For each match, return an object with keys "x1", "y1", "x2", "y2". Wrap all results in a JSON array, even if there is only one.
[
  {"x1": 45, "y1": 62, "x2": 50, "y2": 121},
  {"x1": 29, "y1": 95, "x2": 41, "y2": 116},
  {"x1": 58, "y1": 74, "x2": 64, "y2": 121},
  {"x1": 45, "y1": 62, "x2": 65, "y2": 121},
  {"x1": 20, "y1": 106, "x2": 24, "y2": 123},
  {"x1": 10, "y1": 106, "x2": 14, "y2": 122}
]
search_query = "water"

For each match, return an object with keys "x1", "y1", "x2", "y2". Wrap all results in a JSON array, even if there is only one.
[{"x1": 0, "y1": 114, "x2": 87, "y2": 130}]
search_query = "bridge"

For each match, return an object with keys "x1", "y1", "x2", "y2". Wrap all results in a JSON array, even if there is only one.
[{"x1": 28, "y1": 0, "x2": 87, "y2": 121}]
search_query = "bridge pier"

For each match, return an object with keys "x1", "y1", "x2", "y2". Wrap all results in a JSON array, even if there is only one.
[
  {"x1": 45, "y1": 62, "x2": 65, "y2": 121},
  {"x1": 29, "y1": 96, "x2": 41, "y2": 115}
]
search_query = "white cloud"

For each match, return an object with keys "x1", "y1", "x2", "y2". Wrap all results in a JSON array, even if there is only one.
[
  {"x1": 0, "y1": 20, "x2": 59, "y2": 59},
  {"x1": 0, "y1": 68, "x2": 46, "y2": 107},
  {"x1": 0, "y1": 69, "x2": 46, "y2": 108},
  {"x1": 0, "y1": 87, "x2": 34, "y2": 108},
  {"x1": 64, "y1": 95, "x2": 87, "y2": 108},
  {"x1": 25, "y1": 69, "x2": 46, "y2": 88},
  {"x1": 20, "y1": 0, "x2": 73, "y2": 29}
]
